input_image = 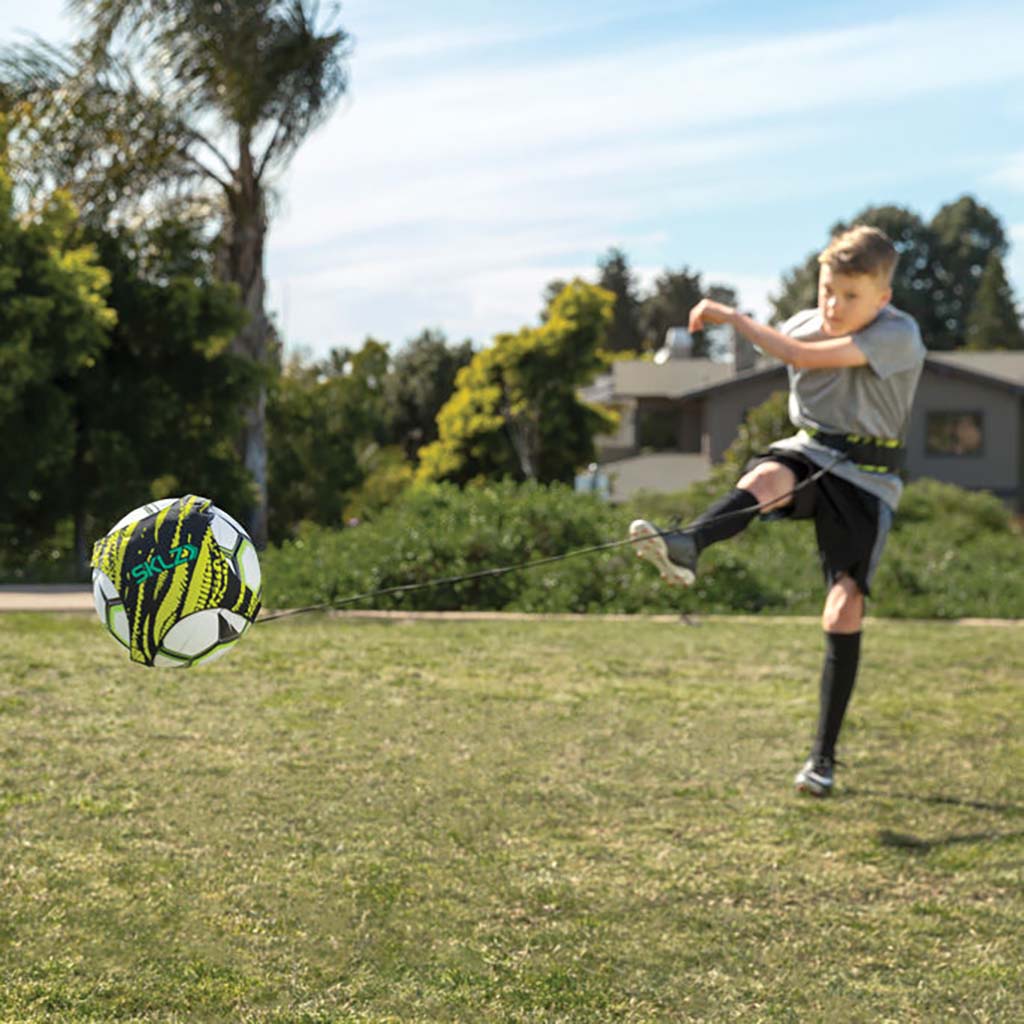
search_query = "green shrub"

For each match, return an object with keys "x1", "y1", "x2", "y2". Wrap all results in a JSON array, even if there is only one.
[{"x1": 261, "y1": 477, "x2": 1024, "y2": 619}]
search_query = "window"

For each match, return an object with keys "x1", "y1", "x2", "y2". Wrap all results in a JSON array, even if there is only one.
[
  {"x1": 636, "y1": 408, "x2": 679, "y2": 450},
  {"x1": 926, "y1": 411, "x2": 984, "y2": 457}
]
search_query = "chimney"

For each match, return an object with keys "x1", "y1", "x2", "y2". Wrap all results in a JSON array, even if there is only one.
[
  {"x1": 732, "y1": 323, "x2": 757, "y2": 374},
  {"x1": 654, "y1": 327, "x2": 693, "y2": 364}
]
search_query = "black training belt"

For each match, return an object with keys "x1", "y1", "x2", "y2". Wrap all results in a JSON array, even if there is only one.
[{"x1": 805, "y1": 428, "x2": 905, "y2": 474}]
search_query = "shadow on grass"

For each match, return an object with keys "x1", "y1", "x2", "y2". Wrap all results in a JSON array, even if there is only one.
[
  {"x1": 842, "y1": 787, "x2": 1024, "y2": 853},
  {"x1": 847, "y1": 788, "x2": 1024, "y2": 816},
  {"x1": 877, "y1": 828, "x2": 1024, "y2": 854}
]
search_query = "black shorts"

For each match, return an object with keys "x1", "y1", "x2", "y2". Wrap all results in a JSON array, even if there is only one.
[{"x1": 747, "y1": 452, "x2": 893, "y2": 596}]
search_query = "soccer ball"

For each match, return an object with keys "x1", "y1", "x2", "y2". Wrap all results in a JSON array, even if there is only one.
[{"x1": 91, "y1": 495, "x2": 262, "y2": 668}]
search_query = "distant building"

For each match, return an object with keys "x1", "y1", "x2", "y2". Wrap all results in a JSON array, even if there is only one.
[{"x1": 581, "y1": 336, "x2": 1024, "y2": 509}]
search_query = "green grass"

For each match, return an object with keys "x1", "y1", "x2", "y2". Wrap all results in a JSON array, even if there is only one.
[{"x1": 1, "y1": 613, "x2": 1022, "y2": 1023}]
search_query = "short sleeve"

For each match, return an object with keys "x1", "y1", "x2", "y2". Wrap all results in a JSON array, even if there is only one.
[
  {"x1": 853, "y1": 309, "x2": 925, "y2": 380},
  {"x1": 781, "y1": 309, "x2": 819, "y2": 339}
]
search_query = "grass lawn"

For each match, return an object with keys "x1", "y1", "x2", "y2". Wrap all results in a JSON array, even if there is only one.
[{"x1": 1, "y1": 613, "x2": 1022, "y2": 1023}]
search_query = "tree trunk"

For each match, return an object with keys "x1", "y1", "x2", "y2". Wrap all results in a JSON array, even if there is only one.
[
  {"x1": 73, "y1": 507, "x2": 90, "y2": 582},
  {"x1": 225, "y1": 135, "x2": 271, "y2": 548},
  {"x1": 71, "y1": 393, "x2": 91, "y2": 580},
  {"x1": 503, "y1": 404, "x2": 539, "y2": 480}
]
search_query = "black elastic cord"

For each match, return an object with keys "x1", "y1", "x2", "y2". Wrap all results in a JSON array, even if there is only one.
[{"x1": 258, "y1": 452, "x2": 847, "y2": 623}]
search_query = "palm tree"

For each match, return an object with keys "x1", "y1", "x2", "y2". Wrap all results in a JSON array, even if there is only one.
[{"x1": 1, "y1": 0, "x2": 351, "y2": 546}]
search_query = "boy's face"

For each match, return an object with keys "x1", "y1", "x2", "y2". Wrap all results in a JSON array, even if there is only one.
[{"x1": 817, "y1": 265, "x2": 892, "y2": 337}]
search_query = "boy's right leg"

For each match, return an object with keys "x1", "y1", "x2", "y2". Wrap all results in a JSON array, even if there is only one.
[{"x1": 630, "y1": 460, "x2": 799, "y2": 585}]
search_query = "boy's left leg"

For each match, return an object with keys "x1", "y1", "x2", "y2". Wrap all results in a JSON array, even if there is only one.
[
  {"x1": 795, "y1": 472, "x2": 891, "y2": 797},
  {"x1": 795, "y1": 574, "x2": 864, "y2": 797},
  {"x1": 629, "y1": 458, "x2": 803, "y2": 585}
]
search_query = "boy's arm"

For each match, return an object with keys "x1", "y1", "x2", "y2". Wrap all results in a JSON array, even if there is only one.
[{"x1": 689, "y1": 299, "x2": 868, "y2": 370}]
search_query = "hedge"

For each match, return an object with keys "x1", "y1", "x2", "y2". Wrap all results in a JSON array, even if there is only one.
[{"x1": 260, "y1": 477, "x2": 1024, "y2": 619}]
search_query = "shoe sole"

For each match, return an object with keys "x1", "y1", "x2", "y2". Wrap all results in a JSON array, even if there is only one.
[
  {"x1": 794, "y1": 772, "x2": 833, "y2": 798},
  {"x1": 629, "y1": 519, "x2": 695, "y2": 587}
]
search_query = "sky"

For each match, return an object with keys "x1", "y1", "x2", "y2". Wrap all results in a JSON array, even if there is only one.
[{"x1": 3, "y1": 0, "x2": 1024, "y2": 358}]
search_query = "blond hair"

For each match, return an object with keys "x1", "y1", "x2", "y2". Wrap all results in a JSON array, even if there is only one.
[{"x1": 818, "y1": 225, "x2": 898, "y2": 284}]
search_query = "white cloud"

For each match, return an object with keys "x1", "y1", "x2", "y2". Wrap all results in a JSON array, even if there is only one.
[
  {"x1": 268, "y1": 5, "x2": 1024, "y2": 352},
  {"x1": 987, "y1": 152, "x2": 1024, "y2": 192},
  {"x1": 705, "y1": 273, "x2": 781, "y2": 323},
  {"x1": 1007, "y1": 224, "x2": 1024, "y2": 305}
]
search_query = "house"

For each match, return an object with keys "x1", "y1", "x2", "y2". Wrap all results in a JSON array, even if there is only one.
[{"x1": 583, "y1": 345, "x2": 1024, "y2": 508}]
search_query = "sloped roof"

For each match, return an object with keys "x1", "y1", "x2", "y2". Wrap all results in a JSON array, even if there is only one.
[
  {"x1": 926, "y1": 351, "x2": 1024, "y2": 392},
  {"x1": 586, "y1": 350, "x2": 1024, "y2": 405},
  {"x1": 610, "y1": 359, "x2": 736, "y2": 398}
]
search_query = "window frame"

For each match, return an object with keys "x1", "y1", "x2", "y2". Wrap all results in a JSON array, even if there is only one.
[{"x1": 924, "y1": 409, "x2": 986, "y2": 459}]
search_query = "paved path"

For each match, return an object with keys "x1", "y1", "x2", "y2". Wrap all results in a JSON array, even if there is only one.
[
  {"x1": 0, "y1": 586, "x2": 1020, "y2": 627},
  {"x1": 0, "y1": 585, "x2": 94, "y2": 613}
]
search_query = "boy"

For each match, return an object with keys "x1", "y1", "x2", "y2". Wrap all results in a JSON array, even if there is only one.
[{"x1": 630, "y1": 225, "x2": 926, "y2": 796}]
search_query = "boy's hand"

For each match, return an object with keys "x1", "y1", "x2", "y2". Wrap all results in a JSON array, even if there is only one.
[{"x1": 688, "y1": 299, "x2": 737, "y2": 333}]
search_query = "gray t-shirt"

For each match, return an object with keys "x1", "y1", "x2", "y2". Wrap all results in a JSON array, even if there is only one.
[{"x1": 769, "y1": 305, "x2": 926, "y2": 509}]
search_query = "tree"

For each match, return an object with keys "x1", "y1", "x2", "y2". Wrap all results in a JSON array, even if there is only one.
[
  {"x1": 417, "y1": 281, "x2": 618, "y2": 485},
  {"x1": 539, "y1": 278, "x2": 568, "y2": 322},
  {"x1": 0, "y1": 142, "x2": 115, "y2": 570},
  {"x1": 383, "y1": 329, "x2": 474, "y2": 460},
  {"x1": 964, "y1": 251, "x2": 1024, "y2": 350},
  {"x1": 638, "y1": 266, "x2": 703, "y2": 351},
  {"x1": 771, "y1": 197, "x2": 1019, "y2": 351},
  {"x1": 1, "y1": 0, "x2": 352, "y2": 546},
  {"x1": 74, "y1": 216, "x2": 253, "y2": 562},
  {"x1": 267, "y1": 338, "x2": 390, "y2": 541},
  {"x1": 931, "y1": 195, "x2": 1008, "y2": 341},
  {"x1": 638, "y1": 270, "x2": 739, "y2": 358},
  {"x1": 597, "y1": 247, "x2": 643, "y2": 352},
  {"x1": 773, "y1": 205, "x2": 950, "y2": 346}
]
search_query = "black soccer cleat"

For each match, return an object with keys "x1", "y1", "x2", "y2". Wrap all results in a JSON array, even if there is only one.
[
  {"x1": 629, "y1": 519, "x2": 698, "y2": 586},
  {"x1": 794, "y1": 754, "x2": 836, "y2": 797}
]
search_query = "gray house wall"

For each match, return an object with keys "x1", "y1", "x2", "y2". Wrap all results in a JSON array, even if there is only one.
[
  {"x1": 905, "y1": 367, "x2": 1021, "y2": 502},
  {"x1": 704, "y1": 373, "x2": 788, "y2": 461},
  {"x1": 590, "y1": 357, "x2": 1023, "y2": 508}
]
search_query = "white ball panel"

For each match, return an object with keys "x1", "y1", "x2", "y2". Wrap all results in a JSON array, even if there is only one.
[
  {"x1": 93, "y1": 569, "x2": 119, "y2": 601},
  {"x1": 211, "y1": 504, "x2": 249, "y2": 540},
  {"x1": 211, "y1": 513, "x2": 242, "y2": 553},
  {"x1": 219, "y1": 610, "x2": 250, "y2": 636},
  {"x1": 161, "y1": 609, "x2": 220, "y2": 657},
  {"x1": 109, "y1": 498, "x2": 176, "y2": 534},
  {"x1": 108, "y1": 606, "x2": 130, "y2": 647},
  {"x1": 92, "y1": 576, "x2": 110, "y2": 621},
  {"x1": 236, "y1": 540, "x2": 262, "y2": 592}
]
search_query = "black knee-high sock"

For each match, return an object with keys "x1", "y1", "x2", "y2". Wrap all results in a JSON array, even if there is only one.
[
  {"x1": 689, "y1": 488, "x2": 760, "y2": 553},
  {"x1": 813, "y1": 631, "x2": 861, "y2": 760}
]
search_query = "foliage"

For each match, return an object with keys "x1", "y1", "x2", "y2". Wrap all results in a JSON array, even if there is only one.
[
  {"x1": 0, "y1": 146, "x2": 115, "y2": 564},
  {"x1": 539, "y1": 276, "x2": 568, "y2": 322},
  {"x1": 548, "y1": 251, "x2": 744, "y2": 359},
  {"x1": 640, "y1": 268, "x2": 739, "y2": 357},
  {"x1": 638, "y1": 265, "x2": 702, "y2": 351},
  {"x1": 2, "y1": 1, "x2": 351, "y2": 225},
  {"x1": 383, "y1": 328, "x2": 474, "y2": 459},
  {"x1": 76, "y1": 218, "x2": 253, "y2": 534},
  {"x1": 417, "y1": 281, "x2": 618, "y2": 485},
  {"x1": 262, "y1": 474, "x2": 1024, "y2": 619},
  {"x1": 597, "y1": 246, "x2": 643, "y2": 351},
  {"x1": 266, "y1": 339, "x2": 390, "y2": 542},
  {"x1": 771, "y1": 197, "x2": 1022, "y2": 351},
  {"x1": 1, "y1": 0, "x2": 354, "y2": 546},
  {"x1": 964, "y1": 250, "x2": 1024, "y2": 350},
  {"x1": 342, "y1": 445, "x2": 416, "y2": 523},
  {"x1": 930, "y1": 195, "x2": 1009, "y2": 342}
]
